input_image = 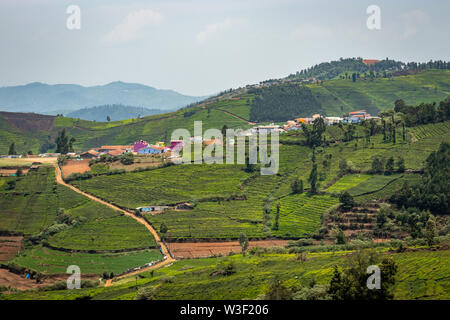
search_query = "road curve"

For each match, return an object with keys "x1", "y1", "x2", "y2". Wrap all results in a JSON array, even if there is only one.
[{"x1": 53, "y1": 165, "x2": 175, "y2": 287}]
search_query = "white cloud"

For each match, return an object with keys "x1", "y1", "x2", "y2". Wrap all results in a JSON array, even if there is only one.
[
  {"x1": 104, "y1": 9, "x2": 163, "y2": 44},
  {"x1": 291, "y1": 23, "x2": 333, "y2": 39},
  {"x1": 196, "y1": 19, "x2": 236, "y2": 44},
  {"x1": 401, "y1": 10, "x2": 429, "y2": 38}
]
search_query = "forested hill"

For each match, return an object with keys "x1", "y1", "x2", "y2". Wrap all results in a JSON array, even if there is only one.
[
  {"x1": 285, "y1": 57, "x2": 450, "y2": 81},
  {"x1": 249, "y1": 85, "x2": 324, "y2": 122},
  {"x1": 0, "y1": 67, "x2": 449, "y2": 154},
  {"x1": 66, "y1": 105, "x2": 166, "y2": 122},
  {"x1": 248, "y1": 69, "x2": 450, "y2": 122}
]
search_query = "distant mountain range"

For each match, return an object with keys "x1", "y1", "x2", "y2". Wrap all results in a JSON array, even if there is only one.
[
  {"x1": 66, "y1": 105, "x2": 167, "y2": 122},
  {"x1": 0, "y1": 81, "x2": 206, "y2": 114}
]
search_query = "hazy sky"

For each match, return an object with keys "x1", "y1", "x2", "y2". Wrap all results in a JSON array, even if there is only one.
[{"x1": 0, "y1": 0, "x2": 449, "y2": 96}]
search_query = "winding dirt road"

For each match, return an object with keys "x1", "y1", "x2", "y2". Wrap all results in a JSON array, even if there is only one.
[{"x1": 53, "y1": 165, "x2": 175, "y2": 287}]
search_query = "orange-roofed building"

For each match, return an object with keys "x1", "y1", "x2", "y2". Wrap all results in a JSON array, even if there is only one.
[{"x1": 362, "y1": 59, "x2": 380, "y2": 66}]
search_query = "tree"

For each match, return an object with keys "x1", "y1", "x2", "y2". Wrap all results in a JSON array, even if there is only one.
[
  {"x1": 339, "y1": 159, "x2": 348, "y2": 174},
  {"x1": 371, "y1": 156, "x2": 385, "y2": 174},
  {"x1": 302, "y1": 118, "x2": 326, "y2": 148},
  {"x1": 160, "y1": 223, "x2": 168, "y2": 235},
  {"x1": 120, "y1": 153, "x2": 134, "y2": 165},
  {"x1": 272, "y1": 202, "x2": 280, "y2": 231},
  {"x1": 244, "y1": 156, "x2": 256, "y2": 173},
  {"x1": 327, "y1": 250, "x2": 398, "y2": 300},
  {"x1": 221, "y1": 125, "x2": 228, "y2": 139},
  {"x1": 68, "y1": 137, "x2": 76, "y2": 153},
  {"x1": 332, "y1": 227, "x2": 347, "y2": 245},
  {"x1": 339, "y1": 191, "x2": 355, "y2": 211},
  {"x1": 134, "y1": 286, "x2": 156, "y2": 300},
  {"x1": 291, "y1": 177, "x2": 303, "y2": 194},
  {"x1": 55, "y1": 129, "x2": 74, "y2": 155},
  {"x1": 308, "y1": 163, "x2": 318, "y2": 193},
  {"x1": 385, "y1": 157, "x2": 394, "y2": 174},
  {"x1": 16, "y1": 168, "x2": 23, "y2": 177},
  {"x1": 239, "y1": 233, "x2": 249, "y2": 254},
  {"x1": 106, "y1": 115, "x2": 111, "y2": 122},
  {"x1": 424, "y1": 215, "x2": 436, "y2": 246},
  {"x1": 264, "y1": 276, "x2": 292, "y2": 300},
  {"x1": 397, "y1": 157, "x2": 405, "y2": 173},
  {"x1": 8, "y1": 143, "x2": 17, "y2": 155}
]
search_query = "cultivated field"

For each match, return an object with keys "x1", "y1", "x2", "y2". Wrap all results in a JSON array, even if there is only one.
[{"x1": 168, "y1": 240, "x2": 289, "y2": 259}]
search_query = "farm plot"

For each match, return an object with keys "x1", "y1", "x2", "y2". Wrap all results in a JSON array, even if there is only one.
[
  {"x1": 168, "y1": 240, "x2": 289, "y2": 259},
  {"x1": 355, "y1": 174, "x2": 421, "y2": 203},
  {"x1": 0, "y1": 167, "x2": 60, "y2": 234},
  {"x1": 0, "y1": 236, "x2": 22, "y2": 262},
  {"x1": 7, "y1": 246, "x2": 163, "y2": 275},
  {"x1": 47, "y1": 214, "x2": 158, "y2": 251},
  {"x1": 0, "y1": 166, "x2": 158, "y2": 252},
  {"x1": 325, "y1": 174, "x2": 372, "y2": 194},
  {"x1": 271, "y1": 194, "x2": 339, "y2": 238},
  {"x1": 148, "y1": 175, "x2": 283, "y2": 240},
  {"x1": 71, "y1": 164, "x2": 251, "y2": 208},
  {"x1": 61, "y1": 159, "x2": 91, "y2": 178},
  {"x1": 4, "y1": 248, "x2": 450, "y2": 300},
  {"x1": 346, "y1": 174, "x2": 403, "y2": 196}
]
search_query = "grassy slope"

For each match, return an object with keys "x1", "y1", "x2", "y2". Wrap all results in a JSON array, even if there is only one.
[
  {"x1": 309, "y1": 70, "x2": 450, "y2": 115},
  {"x1": 8, "y1": 247, "x2": 162, "y2": 275},
  {"x1": 1, "y1": 70, "x2": 448, "y2": 155},
  {"x1": 67, "y1": 121, "x2": 450, "y2": 240},
  {"x1": 4, "y1": 249, "x2": 449, "y2": 300},
  {"x1": 0, "y1": 166, "x2": 157, "y2": 250}
]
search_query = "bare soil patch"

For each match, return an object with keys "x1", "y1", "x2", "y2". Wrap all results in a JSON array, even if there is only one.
[
  {"x1": 0, "y1": 270, "x2": 99, "y2": 291},
  {"x1": 168, "y1": 240, "x2": 289, "y2": 259},
  {"x1": 61, "y1": 159, "x2": 91, "y2": 177},
  {"x1": 0, "y1": 236, "x2": 22, "y2": 262},
  {"x1": 0, "y1": 112, "x2": 55, "y2": 132},
  {"x1": 0, "y1": 169, "x2": 30, "y2": 176}
]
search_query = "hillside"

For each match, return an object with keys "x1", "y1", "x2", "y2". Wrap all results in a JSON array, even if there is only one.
[
  {"x1": 250, "y1": 69, "x2": 450, "y2": 121},
  {"x1": 0, "y1": 69, "x2": 449, "y2": 155},
  {"x1": 0, "y1": 81, "x2": 205, "y2": 114},
  {"x1": 66, "y1": 105, "x2": 166, "y2": 122}
]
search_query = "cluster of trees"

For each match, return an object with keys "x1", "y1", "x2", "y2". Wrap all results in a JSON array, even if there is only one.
[
  {"x1": 390, "y1": 142, "x2": 449, "y2": 214},
  {"x1": 371, "y1": 156, "x2": 405, "y2": 174},
  {"x1": 262, "y1": 250, "x2": 398, "y2": 300},
  {"x1": 55, "y1": 129, "x2": 75, "y2": 154},
  {"x1": 289, "y1": 57, "x2": 450, "y2": 81},
  {"x1": 393, "y1": 97, "x2": 450, "y2": 127},
  {"x1": 249, "y1": 84, "x2": 324, "y2": 122},
  {"x1": 301, "y1": 118, "x2": 326, "y2": 148}
]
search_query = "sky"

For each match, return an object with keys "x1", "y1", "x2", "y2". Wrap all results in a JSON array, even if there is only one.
[{"x1": 0, "y1": 0, "x2": 449, "y2": 96}]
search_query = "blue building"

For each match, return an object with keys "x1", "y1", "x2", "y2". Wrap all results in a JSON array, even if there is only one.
[{"x1": 137, "y1": 146, "x2": 163, "y2": 154}]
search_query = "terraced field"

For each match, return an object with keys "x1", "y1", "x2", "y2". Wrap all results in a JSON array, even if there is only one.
[
  {"x1": 0, "y1": 166, "x2": 158, "y2": 252},
  {"x1": 325, "y1": 174, "x2": 372, "y2": 193},
  {"x1": 271, "y1": 194, "x2": 339, "y2": 238},
  {"x1": 5, "y1": 248, "x2": 449, "y2": 300},
  {"x1": 347, "y1": 174, "x2": 403, "y2": 196},
  {"x1": 147, "y1": 174, "x2": 283, "y2": 240},
  {"x1": 71, "y1": 164, "x2": 251, "y2": 208},
  {"x1": 7, "y1": 246, "x2": 162, "y2": 275},
  {"x1": 47, "y1": 214, "x2": 158, "y2": 251},
  {"x1": 354, "y1": 174, "x2": 421, "y2": 203}
]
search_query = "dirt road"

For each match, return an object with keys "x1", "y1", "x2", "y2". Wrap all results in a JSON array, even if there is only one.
[{"x1": 53, "y1": 165, "x2": 175, "y2": 287}]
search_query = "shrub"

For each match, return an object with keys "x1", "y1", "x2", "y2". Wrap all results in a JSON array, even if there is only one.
[{"x1": 120, "y1": 153, "x2": 134, "y2": 165}]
